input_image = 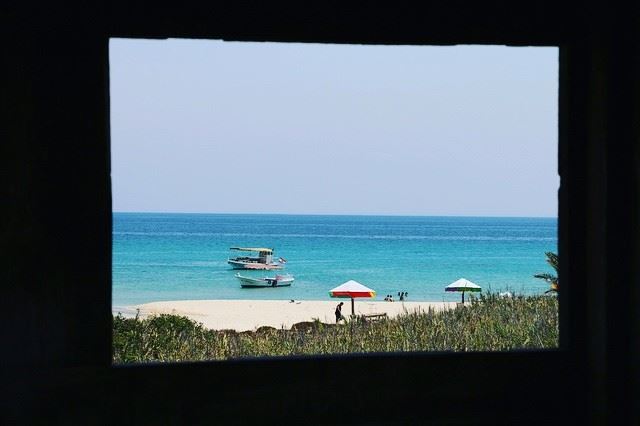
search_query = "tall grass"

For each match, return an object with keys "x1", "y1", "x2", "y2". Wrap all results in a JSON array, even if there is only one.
[{"x1": 113, "y1": 293, "x2": 558, "y2": 363}]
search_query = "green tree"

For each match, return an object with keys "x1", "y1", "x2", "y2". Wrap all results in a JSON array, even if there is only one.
[{"x1": 534, "y1": 251, "x2": 558, "y2": 293}]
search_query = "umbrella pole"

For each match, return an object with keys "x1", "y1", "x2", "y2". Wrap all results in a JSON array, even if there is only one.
[
  {"x1": 351, "y1": 297, "x2": 355, "y2": 316},
  {"x1": 462, "y1": 291, "x2": 465, "y2": 304}
]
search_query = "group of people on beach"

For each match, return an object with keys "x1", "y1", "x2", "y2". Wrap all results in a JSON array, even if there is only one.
[{"x1": 384, "y1": 291, "x2": 408, "y2": 302}]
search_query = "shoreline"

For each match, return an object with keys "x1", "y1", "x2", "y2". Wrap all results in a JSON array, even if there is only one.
[{"x1": 113, "y1": 299, "x2": 458, "y2": 332}]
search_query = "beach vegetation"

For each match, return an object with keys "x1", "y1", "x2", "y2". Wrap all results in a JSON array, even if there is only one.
[
  {"x1": 113, "y1": 293, "x2": 558, "y2": 363},
  {"x1": 534, "y1": 251, "x2": 559, "y2": 293}
]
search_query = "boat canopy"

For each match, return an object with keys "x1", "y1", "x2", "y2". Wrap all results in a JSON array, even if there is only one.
[{"x1": 230, "y1": 247, "x2": 273, "y2": 253}]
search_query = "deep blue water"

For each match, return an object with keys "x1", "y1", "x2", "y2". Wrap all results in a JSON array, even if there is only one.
[{"x1": 112, "y1": 213, "x2": 557, "y2": 307}]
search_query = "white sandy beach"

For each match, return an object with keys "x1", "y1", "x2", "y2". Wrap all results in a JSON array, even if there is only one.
[{"x1": 114, "y1": 300, "x2": 458, "y2": 332}]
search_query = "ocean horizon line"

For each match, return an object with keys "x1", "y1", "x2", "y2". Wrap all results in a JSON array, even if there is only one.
[{"x1": 113, "y1": 211, "x2": 557, "y2": 220}]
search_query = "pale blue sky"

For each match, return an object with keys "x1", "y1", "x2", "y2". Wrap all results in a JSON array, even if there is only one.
[{"x1": 109, "y1": 39, "x2": 558, "y2": 217}]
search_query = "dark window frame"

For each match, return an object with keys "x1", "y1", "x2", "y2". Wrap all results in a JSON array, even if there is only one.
[{"x1": 4, "y1": 3, "x2": 639, "y2": 425}]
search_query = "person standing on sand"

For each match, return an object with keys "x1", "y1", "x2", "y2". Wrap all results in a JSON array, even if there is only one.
[{"x1": 335, "y1": 302, "x2": 346, "y2": 323}]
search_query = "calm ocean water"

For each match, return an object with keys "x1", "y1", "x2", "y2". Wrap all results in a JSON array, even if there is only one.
[{"x1": 112, "y1": 213, "x2": 557, "y2": 307}]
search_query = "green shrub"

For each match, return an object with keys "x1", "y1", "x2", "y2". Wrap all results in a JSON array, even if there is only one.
[{"x1": 113, "y1": 294, "x2": 558, "y2": 363}]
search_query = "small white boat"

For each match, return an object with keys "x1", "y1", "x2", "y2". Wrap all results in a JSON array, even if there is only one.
[
  {"x1": 235, "y1": 273, "x2": 294, "y2": 288},
  {"x1": 227, "y1": 247, "x2": 285, "y2": 270}
]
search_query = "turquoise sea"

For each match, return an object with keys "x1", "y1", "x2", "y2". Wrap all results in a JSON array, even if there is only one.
[{"x1": 112, "y1": 213, "x2": 557, "y2": 307}]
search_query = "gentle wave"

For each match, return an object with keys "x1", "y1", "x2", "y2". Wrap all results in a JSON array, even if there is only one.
[
  {"x1": 114, "y1": 231, "x2": 555, "y2": 242},
  {"x1": 114, "y1": 262, "x2": 224, "y2": 268}
]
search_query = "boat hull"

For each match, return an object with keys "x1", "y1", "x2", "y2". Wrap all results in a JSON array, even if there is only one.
[
  {"x1": 228, "y1": 259, "x2": 283, "y2": 270},
  {"x1": 235, "y1": 274, "x2": 294, "y2": 288}
]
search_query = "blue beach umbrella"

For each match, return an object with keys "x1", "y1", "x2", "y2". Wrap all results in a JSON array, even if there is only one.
[{"x1": 445, "y1": 278, "x2": 482, "y2": 303}]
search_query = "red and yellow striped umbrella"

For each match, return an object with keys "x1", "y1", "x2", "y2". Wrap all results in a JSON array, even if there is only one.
[{"x1": 329, "y1": 280, "x2": 376, "y2": 315}]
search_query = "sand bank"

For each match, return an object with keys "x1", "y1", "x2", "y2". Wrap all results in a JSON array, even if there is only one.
[{"x1": 114, "y1": 300, "x2": 458, "y2": 332}]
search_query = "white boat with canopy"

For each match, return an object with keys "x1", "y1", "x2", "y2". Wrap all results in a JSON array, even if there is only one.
[{"x1": 227, "y1": 247, "x2": 286, "y2": 270}]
